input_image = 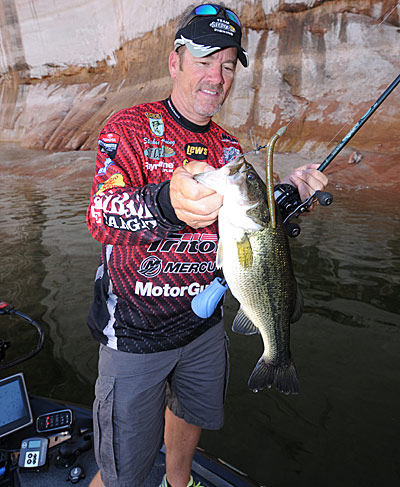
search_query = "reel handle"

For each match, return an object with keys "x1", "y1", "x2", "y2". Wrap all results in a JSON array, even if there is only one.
[
  {"x1": 316, "y1": 190, "x2": 333, "y2": 206},
  {"x1": 284, "y1": 221, "x2": 301, "y2": 238}
]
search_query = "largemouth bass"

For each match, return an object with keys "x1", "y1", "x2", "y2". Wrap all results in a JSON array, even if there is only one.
[{"x1": 194, "y1": 156, "x2": 303, "y2": 394}]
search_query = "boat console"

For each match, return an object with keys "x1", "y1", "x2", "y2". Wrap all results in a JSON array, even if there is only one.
[
  {"x1": 0, "y1": 303, "x2": 96, "y2": 486},
  {"x1": 0, "y1": 373, "x2": 95, "y2": 486},
  {"x1": 0, "y1": 302, "x2": 265, "y2": 487}
]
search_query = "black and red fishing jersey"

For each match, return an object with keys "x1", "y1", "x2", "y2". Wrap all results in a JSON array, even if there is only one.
[{"x1": 87, "y1": 97, "x2": 242, "y2": 353}]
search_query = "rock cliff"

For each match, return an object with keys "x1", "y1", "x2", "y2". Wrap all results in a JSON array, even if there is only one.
[{"x1": 0, "y1": 0, "x2": 399, "y2": 186}]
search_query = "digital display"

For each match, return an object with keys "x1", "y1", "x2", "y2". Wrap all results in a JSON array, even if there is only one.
[
  {"x1": 0, "y1": 380, "x2": 27, "y2": 426},
  {"x1": 28, "y1": 439, "x2": 41, "y2": 448},
  {"x1": 0, "y1": 373, "x2": 33, "y2": 438}
]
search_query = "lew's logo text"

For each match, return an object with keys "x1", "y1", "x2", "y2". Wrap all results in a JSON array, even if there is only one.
[{"x1": 184, "y1": 143, "x2": 208, "y2": 160}]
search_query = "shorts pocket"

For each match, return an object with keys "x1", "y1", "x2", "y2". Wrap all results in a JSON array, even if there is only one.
[{"x1": 93, "y1": 375, "x2": 117, "y2": 478}]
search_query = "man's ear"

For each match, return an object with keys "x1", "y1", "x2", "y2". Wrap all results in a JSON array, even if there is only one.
[{"x1": 169, "y1": 50, "x2": 180, "y2": 79}]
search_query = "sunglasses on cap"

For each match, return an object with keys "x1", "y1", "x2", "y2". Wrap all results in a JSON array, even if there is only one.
[{"x1": 190, "y1": 4, "x2": 241, "y2": 26}]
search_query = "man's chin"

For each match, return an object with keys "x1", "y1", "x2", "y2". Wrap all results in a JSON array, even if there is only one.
[{"x1": 194, "y1": 102, "x2": 222, "y2": 119}]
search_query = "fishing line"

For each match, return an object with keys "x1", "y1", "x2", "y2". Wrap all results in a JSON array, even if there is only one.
[
  {"x1": 284, "y1": 101, "x2": 309, "y2": 132},
  {"x1": 244, "y1": 3, "x2": 398, "y2": 160},
  {"x1": 322, "y1": 2, "x2": 398, "y2": 151},
  {"x1": 246, "y1": 101, "x2": 309, "y2": 156}
]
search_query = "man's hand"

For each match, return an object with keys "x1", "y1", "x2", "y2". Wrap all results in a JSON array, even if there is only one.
[
  {"x1": 170, "y1": 161, "x2": 223, "y2": 229},
  {"x1": 283, "y1": 163, "x2": 329, "y2": 204}
]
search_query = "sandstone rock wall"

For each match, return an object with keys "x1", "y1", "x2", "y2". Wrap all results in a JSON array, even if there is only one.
[{"x1": 0, "y1": 0, "x2": 399, "y2": 184}]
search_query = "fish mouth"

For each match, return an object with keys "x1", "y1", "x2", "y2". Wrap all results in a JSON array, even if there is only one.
[
  {"x1": 230, "y1": 158, "x2": 249, "y2": 180},
  {"x1": 193, "y1": 154, "x2": 251, "y2": 195},
  {"x1": 193, "y1": 155, "x2": 247, "y2": 195},
  {"x1": 193, "y1": 169, "x2": 225, "y2": 193}
]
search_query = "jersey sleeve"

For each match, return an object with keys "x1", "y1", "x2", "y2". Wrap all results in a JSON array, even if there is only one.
[{"x1": 87, "y1": 120, "x2": 185, "y2": 246}]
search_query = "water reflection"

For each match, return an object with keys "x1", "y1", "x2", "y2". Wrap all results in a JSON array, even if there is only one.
[
  {"x1": 1, "y1": 144, "x2": 100, "y2": 403},
  {"x1": 203, "y1": 191, "x2": 400, "y2": 486},
  {"x1": 0, "y1": 144, "x2": 399, "y2": 486}
]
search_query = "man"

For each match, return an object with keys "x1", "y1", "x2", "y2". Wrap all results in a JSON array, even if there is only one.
[{"x1": 87, "y1": 4, "x2": 328, "y2": 487}]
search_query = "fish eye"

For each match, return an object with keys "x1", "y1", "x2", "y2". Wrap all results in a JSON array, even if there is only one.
[{"x1": 247, "y1": 172, "x2": 256, "y2": 181}]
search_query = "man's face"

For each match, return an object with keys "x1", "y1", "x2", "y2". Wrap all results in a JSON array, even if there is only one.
[{"x1": 169, "y1": 47, "x2": 238, "y2": 125}]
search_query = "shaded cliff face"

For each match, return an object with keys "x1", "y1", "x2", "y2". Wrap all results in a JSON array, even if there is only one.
[{"x1": 0, "y1": 0, "x2": 399, "y2": 187}]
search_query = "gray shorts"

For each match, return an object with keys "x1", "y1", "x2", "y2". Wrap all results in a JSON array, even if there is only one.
[{"x1": 93, "y1": 322, "x2": 229, "y2": 487}]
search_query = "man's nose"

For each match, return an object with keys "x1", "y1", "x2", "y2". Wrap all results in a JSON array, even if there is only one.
[{"x1": 205, "y1": 64, "x2": 224, "y2": 85}]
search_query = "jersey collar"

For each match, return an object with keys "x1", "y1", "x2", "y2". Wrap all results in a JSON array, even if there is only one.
[{"x1": 163, "y1": 97, "x2": 211, "y2": 134}]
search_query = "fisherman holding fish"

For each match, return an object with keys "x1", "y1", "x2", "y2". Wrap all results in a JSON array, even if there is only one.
[{"x1": 87, "y1": 3, "x2": 328, "y2": 487}]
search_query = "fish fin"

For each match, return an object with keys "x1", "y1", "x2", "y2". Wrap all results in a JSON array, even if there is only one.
[
  {"x1": 216, "y1": 241, "x2": 223, "y2": 269},
  {"x1": 232, "y1": 307, "x2": 259, "y2": 335},
  {"x1": 248, "y1": 357, "x2": 299, "y2": 395},
  {"x1": 236, "y1": 235, "x2": 253, "y2": 268},
  {"x1": 290, "y1": 282, "x2": 304, "y2": 323}
]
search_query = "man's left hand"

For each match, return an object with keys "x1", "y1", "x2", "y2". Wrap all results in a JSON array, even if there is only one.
[{"x1": 284, "y1": 163, "x2": 329, "y2": 204}]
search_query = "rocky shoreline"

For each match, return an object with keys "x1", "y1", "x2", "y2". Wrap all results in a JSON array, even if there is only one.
[
  {"x1": 1, "y1": 1, "x2": 399, "y2": 188},
  {"x1": 2, "y1": 140, "x2": 398, "y2": 194}
]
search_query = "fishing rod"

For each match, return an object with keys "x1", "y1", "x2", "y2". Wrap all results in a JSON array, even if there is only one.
[
  {"x1": 318, "y1": 74, "x2": 400, "y2": 172},
  {"x1": 275, "y1": 73, "x2": 400, "y2": 231},
  {"x1": 191, "y1": 74, "x2": 400, "y2": 319}
]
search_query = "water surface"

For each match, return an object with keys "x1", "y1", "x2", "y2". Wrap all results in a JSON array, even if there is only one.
[{"x1": 1, "y1": 144, "x2": 399, "y2": 486}]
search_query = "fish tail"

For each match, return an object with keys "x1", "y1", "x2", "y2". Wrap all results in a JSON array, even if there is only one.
[{"x1": 248, "y1": 356, "x2": 299, "y2": 395}]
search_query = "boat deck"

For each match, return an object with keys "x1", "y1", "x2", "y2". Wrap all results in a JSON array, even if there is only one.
[
  {"x1": 4, "y1": 396, "x2": 263, "y2": 487},
  {"x1": 16, "y1": 446, "x2": 245, "y2": 487},
  {"x1": 17, "y1": 448, "x2": 161, "y2": 487}
]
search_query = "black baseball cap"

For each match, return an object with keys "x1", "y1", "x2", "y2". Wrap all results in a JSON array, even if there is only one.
[{"x1": 174, "y1": 4, "x2": 249, "y2": 67}]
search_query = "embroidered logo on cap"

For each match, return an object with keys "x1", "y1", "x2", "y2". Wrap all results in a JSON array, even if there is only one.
[{"x1": 209, "y1": 19, "x2": 236, "y2": 36}]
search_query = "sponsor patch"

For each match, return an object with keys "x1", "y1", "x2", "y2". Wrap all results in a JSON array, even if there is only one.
[
  {"x1": 144, "y1": 146, "x2": 175, "y2": 160},
  {"x1": 103, "y1": 214, "x2": 157, "y2": 232},
  {"x1": 145, "y1": 160, "x2": 174, "y2": 173},
  {"x1": 135, "y1": 281, "x2": 207, "y2": 298},
  {"x1": 223, "y1": 146, "x2": 241, "y2": 163},
  {"x1": 137, "y1": 257, "x2": 216, "y2": 278},
  {"x1": 143, "y1": 137, "x2": 175, "y2": 146},
  {"x1": 97, "y1": 157, "x2": 115, "y2": 176},
  {"x1": 96, "y1": 173, "x2": 125, "y2": 195},
  {"x1": 147, "y1": 233, "x2": 218, "y2": 254},
  {"x1": 221, "y1": 133, "x2": 238, "y2": 144},
  {"x1": 138, "y1": 256, "x2": 163, "y2": 278},
  {"x1": 145, "y1": 112, "x2": 164, "y2": 137},
  {"x1": 164, "y1": 261, "x2": 216, "y2": 274},
  {"x1": 92, "y1": 192, "x2": 157, "y2": 232},
  {"x1": 98, "y1": 132, "x2": 120, "y2": 159},
  {"x1": 184, "y1": 143, "x2": 208, "y2": 161}
]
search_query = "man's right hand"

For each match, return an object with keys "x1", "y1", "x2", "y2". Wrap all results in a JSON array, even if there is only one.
[{"x1": 170, "y1": 161, "x2": 223, "y2": 229}]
